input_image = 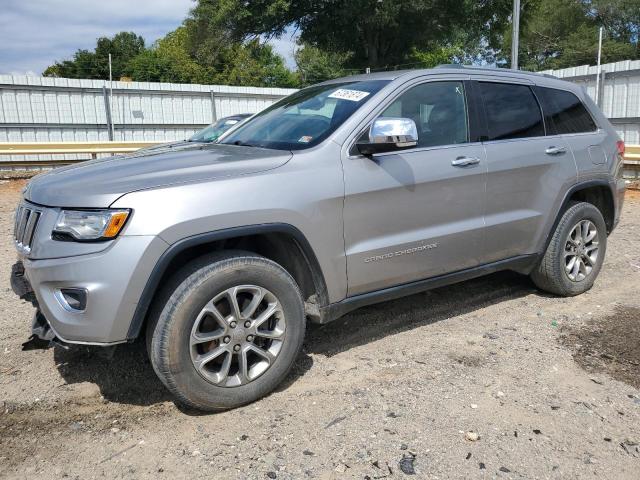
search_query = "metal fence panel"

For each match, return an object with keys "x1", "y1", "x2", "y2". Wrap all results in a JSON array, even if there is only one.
[
  {"x1": 2, "y1": 61, "x2": 640, "y2": 166},
  {"x1": 0, "y1": 75, "x2": 296, "y2": 165}
]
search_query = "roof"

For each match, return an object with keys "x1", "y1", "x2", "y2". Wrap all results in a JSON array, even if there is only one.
[
  {"x1": 319, "y1": 64, "x2": 581, "y2": 95},
  {"x1": 324, "y1": 64, "x2": 560, "y2": 83}
]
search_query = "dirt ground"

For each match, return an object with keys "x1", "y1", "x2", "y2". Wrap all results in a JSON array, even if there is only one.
[{"x1": 1, "y1": 180, "x2": 639, "y2": 480}]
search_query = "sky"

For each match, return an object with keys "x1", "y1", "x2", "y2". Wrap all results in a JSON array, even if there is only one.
[{"x1": 0, "y1": 0, "x2": 297, "y2": 76}]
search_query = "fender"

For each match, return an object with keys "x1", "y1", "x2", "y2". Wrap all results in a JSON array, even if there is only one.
[
  {"x1": 540, "y1": 179, "x2": 615, "y2": 256},
  {"x1": 126, "y1": 223, "x2": 329, "y2": 340}
]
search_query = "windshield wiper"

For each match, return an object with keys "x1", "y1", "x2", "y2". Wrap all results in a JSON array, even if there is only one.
[{"x1": 231, "y1": 140, "x2": 256, "y2": 147}]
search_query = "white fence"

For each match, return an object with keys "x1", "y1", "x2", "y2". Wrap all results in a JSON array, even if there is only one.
[
  {"x1": 0, "y1": 75, "x2": 296, "y2": 162},
  {"x1": 1, "y1": 60, "x2": 639, "y2": 164}
]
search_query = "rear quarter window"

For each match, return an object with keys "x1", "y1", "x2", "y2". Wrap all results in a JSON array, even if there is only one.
[{"x1": 538, "y1": 87, "x2": 597, "y2": 134}]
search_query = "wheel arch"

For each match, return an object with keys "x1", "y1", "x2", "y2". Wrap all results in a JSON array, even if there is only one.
[
  {"x1": 567, "y1": 183, "x2": 615, "y2": 232},
  {"x1": 541, "y1": 180, "x2": 615, "y2": 256},
  {"x1": 127, "y1": 223, "x2": 329, "y2": 341}
]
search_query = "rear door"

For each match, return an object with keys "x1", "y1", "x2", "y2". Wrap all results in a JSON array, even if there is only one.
[
  {"x1": 535, "y1": 86, "x2": 605, "y2": 181},
  {"x1": 342, "y1": 78, "x2": 488, "y2": 296},
  {"x1": 476, "y1": 80, "x2": 576, "y2": 262}
]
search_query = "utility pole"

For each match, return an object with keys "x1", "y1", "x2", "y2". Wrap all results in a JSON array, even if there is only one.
[
  {"x1": 108, "y1": 53, "x2": 115, "y2": 140},
  {"x1": 511, "y1": 0, "x2": 521, "y2": 70},
  {"x1": 595, "y1": 26, "x2": 604, "y2": 106}
]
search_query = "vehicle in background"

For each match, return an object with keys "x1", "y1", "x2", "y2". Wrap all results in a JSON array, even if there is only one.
[
  {"x1": 135, "y1": 114, "x2": 253, "y2": 154},
  {"x1": 11, "y1": 66, "x2": 625, "y2": 411},
  {"x1": 189, "y1": 114, "x2": 252, "y2": 143}
]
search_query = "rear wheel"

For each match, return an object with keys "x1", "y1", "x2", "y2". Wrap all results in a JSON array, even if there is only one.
[
  {"x1": 531, "y1": 202, "x2": 607, "y2": 296},
  {"x1": 147, "y1": 252, "x2": 305, "y2": 411}
]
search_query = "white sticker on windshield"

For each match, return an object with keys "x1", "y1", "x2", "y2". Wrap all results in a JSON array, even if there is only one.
[{"x1": 328, "y1": 89, "x2": 370, "y2": 102}]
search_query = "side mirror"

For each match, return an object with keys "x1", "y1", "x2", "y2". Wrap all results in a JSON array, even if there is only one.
[{"x1": 356, "y1": 117, "x2": 418, "y2": 156}]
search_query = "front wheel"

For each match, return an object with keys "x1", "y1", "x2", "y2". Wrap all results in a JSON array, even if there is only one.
[
  {"x1": 147, "y1": 252, "x2": 305, "y2": 411},
  {"x1": 531, "y1": 201, "x2": 607, "y2": 296}
]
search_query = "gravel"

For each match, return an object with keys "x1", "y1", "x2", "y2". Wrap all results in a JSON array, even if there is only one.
[{"x1": 1, "y1": 180, "x2": 640, "y2": 479}]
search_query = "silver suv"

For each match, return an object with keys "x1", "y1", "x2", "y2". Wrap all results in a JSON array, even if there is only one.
[{"x1": 11, "y1": 67, "x2": 626, "y2": 411}]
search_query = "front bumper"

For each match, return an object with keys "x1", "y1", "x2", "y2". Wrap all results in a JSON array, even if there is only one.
[
  {"x1": 10, "y1": 262, "x2": 36, "y2": 305},
  {"x1": 11, "y1": 262, "x2": 57, "y2": 344},
  {"x1": 12, "y1": 235, "x2": 168, "y2": 345}
]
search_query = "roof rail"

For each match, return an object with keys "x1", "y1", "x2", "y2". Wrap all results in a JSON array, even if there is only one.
[{"x1": 434, "y1": 64, "x2": 558, "y2": 79}]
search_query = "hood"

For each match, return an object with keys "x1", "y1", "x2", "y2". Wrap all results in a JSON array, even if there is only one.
[
  {"x1": 24, "y1": 144, "x2": 292, "y2": 208},
  {"x1": 135, "y1": 140, "x2": 192, "y2": 152}
]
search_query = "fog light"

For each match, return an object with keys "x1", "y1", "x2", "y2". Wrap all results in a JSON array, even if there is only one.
[{"x1": 56, "y1": 288, "x2": 87, "y2": 312}]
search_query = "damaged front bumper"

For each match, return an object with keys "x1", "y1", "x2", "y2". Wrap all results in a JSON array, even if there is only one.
[
  {"x1": 11, "y1": 261, "x2": 36, "y2": 305},
  {"x1": 11, "y1": 261, "x2": 64, "y2": 347}
]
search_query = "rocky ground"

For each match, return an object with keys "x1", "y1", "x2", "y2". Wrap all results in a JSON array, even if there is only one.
[{"x1": 1, "y1": 180, "x2": 639, "y2": 479}]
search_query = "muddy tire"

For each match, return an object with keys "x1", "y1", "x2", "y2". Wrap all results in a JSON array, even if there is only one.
[
  {"x1": 531, "y1": 202, "x2": 607, "y2": 296},
  {"x1": 147, "y1": 251, "x2": 305, "y2": 411}
]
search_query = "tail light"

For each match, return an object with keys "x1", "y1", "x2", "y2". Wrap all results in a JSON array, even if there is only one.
[{"x1": 616, "y1": 140, "x2": 625, "y2": 156}]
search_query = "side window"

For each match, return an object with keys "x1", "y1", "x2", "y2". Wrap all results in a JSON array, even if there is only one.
[
  {"x1": 478, "y1": 82, "x2": 545, "y2": 140},
  {"x1": 379, "y1": 81, "x2": 468, "y2": 148},
  {"x1": 538, "y1": 87, "x2": 597, "y2": 134}
]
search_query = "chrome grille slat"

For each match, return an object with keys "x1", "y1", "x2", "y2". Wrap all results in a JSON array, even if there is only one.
[
  {"x1": 13, "y1": 203, "x2": 42, "y2": 255},
  {"x1": 13, "y1": 205, "x2": 23, "y2": 238},
  {"x1": 16, "y1": 208, "x2": 30, "y2": 244},
  {"x1": 23, "y1": 211, "x2": 40, "y2": 248}
]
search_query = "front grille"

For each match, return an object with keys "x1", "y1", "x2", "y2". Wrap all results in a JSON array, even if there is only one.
[{"x1": 14, "y1": 203, "x2": 42, "y2": 255}]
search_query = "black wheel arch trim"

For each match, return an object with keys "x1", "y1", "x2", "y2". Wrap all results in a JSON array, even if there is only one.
[
  {"x1": 542, "y1": 179, "x2": 615, "y2": 255},
  {"x1": 126, "y1": 223, "x2": 329, "y2": 341}
]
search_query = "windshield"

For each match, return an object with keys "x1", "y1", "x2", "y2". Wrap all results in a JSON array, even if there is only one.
[
  {"x1": 189, "y1": 117, "x2": 247, "y2": 143},
  {"x1": 219, "y1": 80, "x2": 389, "y2": 150}
]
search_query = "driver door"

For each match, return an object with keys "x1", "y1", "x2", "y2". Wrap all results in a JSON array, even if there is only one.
[{"x1": 342, "y1": 79, "x2": 488, "y2": 296}]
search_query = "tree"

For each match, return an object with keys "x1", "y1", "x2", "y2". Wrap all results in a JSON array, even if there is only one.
[
  {"x1": 43, "y1": 0, "x2": 639, "y2": 87},
  {"x1": 294, "y1": 44, "x2": 352, "y2": 86},
  {"x1": 187, "y1": 0, "x2": 504, "y2": 70},
  {"x1": 212, "y1": 40, "x2": 298, "y2": 87},
  {"x1": 44, "y1": 32, "x2": 146, "y2": 79},
  {"x1": 127, "y1": 27, "x2": 211, "y2": 83},
  {"x1": 42, "y1": 26, "x2": 296, "y2": 87},
  {"x1": 409, "y1": 45, "x2": 464, "y2": 68},
  {"x1": 496, "y1": 0, "x2": 639, "y2": 70}
]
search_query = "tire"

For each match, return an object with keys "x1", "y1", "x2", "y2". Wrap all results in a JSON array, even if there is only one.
[
  {"x1": 531, "y1": 201, "x2": 607, "y2": 296},
  {"x1": 147, "y1": 251, "x2": 305, "y2": 411}
]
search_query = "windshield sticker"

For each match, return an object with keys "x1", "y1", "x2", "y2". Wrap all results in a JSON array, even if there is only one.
[
  {"x1": 298, "y1": 136, "x2": 313, "y2": 143},
  {"x1": 328, "y1": 89, "x2": 370, "y2": 102}
]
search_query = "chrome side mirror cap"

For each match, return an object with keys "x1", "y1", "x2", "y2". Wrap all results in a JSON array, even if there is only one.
[{"x1": 356, "y1": 117, "x2": 418, "y2": 156}]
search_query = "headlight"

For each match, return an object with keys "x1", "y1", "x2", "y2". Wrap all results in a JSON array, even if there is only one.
[{"x1": 53, "y1": 209, "x2": 130, "y2": 241}]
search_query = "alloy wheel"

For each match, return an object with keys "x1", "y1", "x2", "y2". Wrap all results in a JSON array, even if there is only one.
[
  {"x1": 564, "y1": 219, "x2": 599, "y2": 282},
  {"x1": 189, "y1": 285, "x2": 286, "y2": 387}
]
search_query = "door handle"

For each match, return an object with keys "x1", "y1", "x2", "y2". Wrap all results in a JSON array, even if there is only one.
[
  {"x1": 451, "y1": 156, "x2": 480, "y2": 167},
  {"x1": 545, "y1": 146, "x2": 566, "y2": 155}
]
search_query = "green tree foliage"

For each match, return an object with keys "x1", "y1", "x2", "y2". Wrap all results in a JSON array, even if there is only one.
[
  {"x1": 294, "y1": 44, "x2": 352, "y2": 86},
  {"x1": 409, "y1": 45, "x2": 465, "y2": 68},
  {"x1": 187, "y1": 0, "x2": 503, "y2": 70},
  {"x1": 44, "y1": 27, "x2": 296, "y2": 87},
  {"x1": 212, "y1": 40, "x2": 298, "y2": 87},
  {"x1": 498, "y1": 0, "x2": 639, "y2": 70},
  {"x1": 126, "y1": 27, "x2": 211, "y2": 83},
  {"x1": 42, "y1": 0, "x2": 640, "y2": 86},
  {"x1": 44, "y1": 32, "x2": 146, "y2": 79}
]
